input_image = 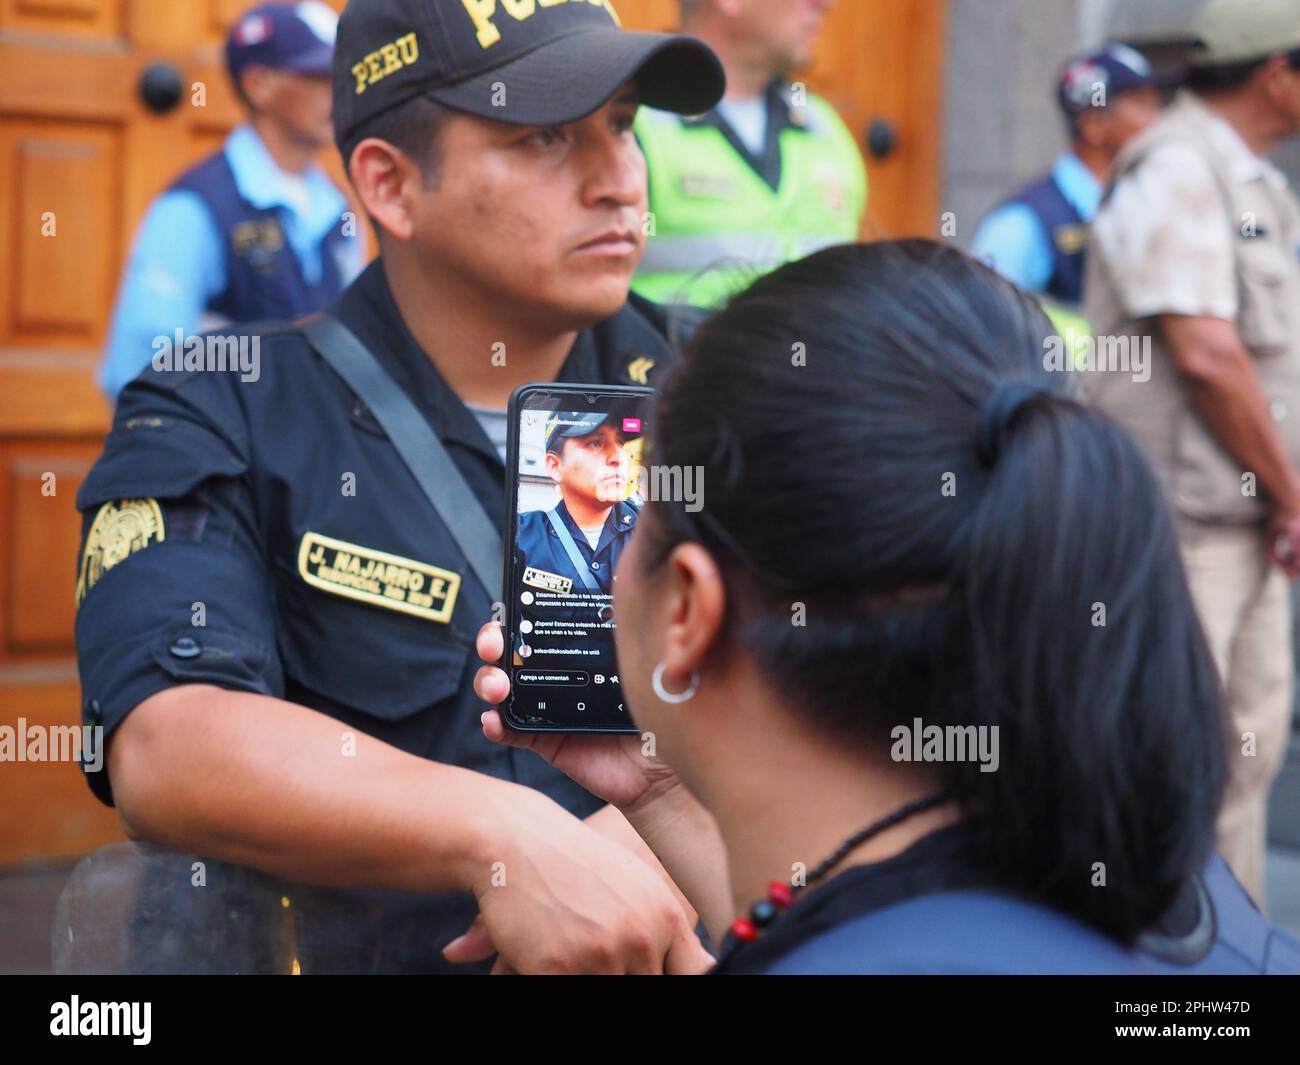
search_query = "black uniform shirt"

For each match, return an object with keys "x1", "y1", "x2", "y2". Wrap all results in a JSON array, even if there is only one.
[{"x1": 73, "y1": 259, "x2": 685, "y2": 972}]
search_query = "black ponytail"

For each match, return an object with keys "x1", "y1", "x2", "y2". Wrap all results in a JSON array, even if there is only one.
[{"x1": 957, "y1": 393, "x2": 1225, "y2": 938}]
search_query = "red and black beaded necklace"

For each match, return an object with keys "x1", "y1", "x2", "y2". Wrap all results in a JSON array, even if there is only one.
[{"x1": 718, "y1": 789, "x2": 955, "y2": 965}]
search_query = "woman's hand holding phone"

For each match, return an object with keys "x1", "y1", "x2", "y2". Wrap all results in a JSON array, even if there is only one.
[{"x1": 473, "y1": 621, "x2": 678, "y2": 811}]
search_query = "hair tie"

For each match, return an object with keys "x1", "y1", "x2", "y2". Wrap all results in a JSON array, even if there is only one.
[{"x1": 977, "y1": 382, "x2": 1052, "y2": 467}]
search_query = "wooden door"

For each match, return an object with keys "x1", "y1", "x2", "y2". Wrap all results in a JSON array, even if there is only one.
[
  {"x1": 0, "y1": 0, "x2": 350, "y2": 867},
  {"x1": 0, "y1": 0, "x2": 944, "y2": 868}
]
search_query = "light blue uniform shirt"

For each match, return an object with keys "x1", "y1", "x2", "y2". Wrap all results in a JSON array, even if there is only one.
[
  {"x1": 100, "y1": 124, "x2": 365, "y2": 398},
  {"x1": 970, "y1": 152, "x2": 1102, "y2": 296}
]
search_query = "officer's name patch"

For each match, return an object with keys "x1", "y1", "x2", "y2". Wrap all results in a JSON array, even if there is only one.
[
  {"x1": 522, "y1": 567, "x2": 573, "y2": 596},
  {"x1": 680, "y1": 174, "x2": 736, "y2": 199},
  {"x1": 76, "y1": 499, "x2": 165, "y2": 608},
  {"x1": 298, "y1": 532, "x2": 460, "y2": 624}
]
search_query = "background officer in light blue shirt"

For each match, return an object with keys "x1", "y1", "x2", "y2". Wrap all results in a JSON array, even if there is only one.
[
  {"x1": 101, "y1": 1, "x2": 365, "y2": 399},
  {"x1": 971, "y1": 44, "x2": 1165, "y2": 313}
]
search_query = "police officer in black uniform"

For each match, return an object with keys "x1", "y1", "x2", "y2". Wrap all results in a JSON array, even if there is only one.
[{"x1": 72, "y1": 0, "x2": 724, "y2": 974}]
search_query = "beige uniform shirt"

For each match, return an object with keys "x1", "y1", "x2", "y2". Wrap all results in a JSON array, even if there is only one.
[{"x1": 1086, "y1": 91, "x2": 1300, "y2": 525}]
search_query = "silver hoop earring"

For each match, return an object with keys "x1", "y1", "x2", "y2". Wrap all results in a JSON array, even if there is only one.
[{"x1": 652, "y1": 662, "x2": 699, "y2": 704}]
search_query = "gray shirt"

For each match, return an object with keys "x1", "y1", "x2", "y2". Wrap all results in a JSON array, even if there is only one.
[{"x1": 466, "y1": 402, "x2": 510, "y2": 464}]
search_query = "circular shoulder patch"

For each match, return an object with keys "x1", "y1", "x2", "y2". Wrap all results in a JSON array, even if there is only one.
[{"x1": 76, "y1": 498, "x2": 166, "y2": 607}]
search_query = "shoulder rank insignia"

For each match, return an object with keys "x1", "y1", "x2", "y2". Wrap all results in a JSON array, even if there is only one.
[
  {"x1": 298, "y1": 532, "x2": 461, "y2": 623},
  {"x1": 627, "y1": 357, "x2": 655, "y2": 386},
  {"x1": 522, "y1": 567, "x2": 573, "y2": 596},
  {"x1": 76, "y1": 498, "x2": 165, "y2": 607}
]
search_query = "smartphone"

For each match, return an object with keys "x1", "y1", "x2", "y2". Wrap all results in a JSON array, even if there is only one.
[{"x1": 501, "y1": 383, "x2": 655, "y2": 732}]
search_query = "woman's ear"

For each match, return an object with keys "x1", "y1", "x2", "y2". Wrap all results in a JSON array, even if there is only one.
[
  {"x1": 661, "y1": 541, "x2": 727, "y2": 683},
  {"x1": 348, "y1": 139, "x2": 417, "y2": 243}
]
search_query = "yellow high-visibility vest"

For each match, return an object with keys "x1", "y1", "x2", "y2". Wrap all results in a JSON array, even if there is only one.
[{"x1": 633, "y1": 86, "x2": 866, "y2": 309}]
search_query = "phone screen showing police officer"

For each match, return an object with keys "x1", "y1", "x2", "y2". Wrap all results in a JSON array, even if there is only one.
[{"x1": 502, "y1": 384, "x2": 654, "y2": 732}]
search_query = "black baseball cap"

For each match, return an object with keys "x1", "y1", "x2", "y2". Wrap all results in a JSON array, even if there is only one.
[
  {"x1": 332, "y1": 0, "x2": 725, "y2": 152},
  {"x1": 546, "y1": 407, "x2": 643, "y2": 454}
]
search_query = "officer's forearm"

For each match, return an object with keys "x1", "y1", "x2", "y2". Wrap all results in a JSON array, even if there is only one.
[
  {"x1": 1162, "y1": 314, "x2": 1300, "y2": 514},
  {"x1": 108, "y1": 684, "x2": 512, "y2": 895}
]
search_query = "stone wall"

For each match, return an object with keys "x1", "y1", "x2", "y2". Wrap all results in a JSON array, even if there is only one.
[{"x1": 942, "y1": 0, "x2": 1300, "y2": 247}]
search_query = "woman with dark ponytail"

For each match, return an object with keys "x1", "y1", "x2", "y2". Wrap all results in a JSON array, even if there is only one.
[{"x1": 471, "y1": 240, "x2": 1298, "y2": 973}]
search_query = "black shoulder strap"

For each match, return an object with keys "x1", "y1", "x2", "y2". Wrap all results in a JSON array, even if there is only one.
[{"x1": 299, "y1": 313, "x2": 502, "y2": 604}]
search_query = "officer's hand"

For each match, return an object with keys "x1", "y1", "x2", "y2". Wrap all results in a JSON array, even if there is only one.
[
  {"x1": 444, "y1": 785, "x2": 713, "y2": 974},
  {"x1": 473, "y1": 621, "x2": 679, "y2": 811}
]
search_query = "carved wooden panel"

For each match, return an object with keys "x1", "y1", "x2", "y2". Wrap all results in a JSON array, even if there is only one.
[
  {"x1": 0, "y1": 442, "x2": 93, "y2": 657},
  {"x1": 0, "y1": 121, "x2": 119, "y2": 345},
  {"x1": 0, "y1": 0, "x2": 122, "y2": 38}
]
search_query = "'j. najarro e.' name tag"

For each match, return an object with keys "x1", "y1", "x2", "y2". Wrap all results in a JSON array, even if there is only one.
[{"x1": 522, "y1": 567, "x2": 573, "y2": 596}]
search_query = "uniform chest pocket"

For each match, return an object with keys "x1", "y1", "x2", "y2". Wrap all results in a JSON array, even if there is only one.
[
  {"x1": 273, "y1": 563, "x2": 472, "y2": 721},
  {"x1": 1236, "y1": 241, "x2": 1294, "y2": 358}
]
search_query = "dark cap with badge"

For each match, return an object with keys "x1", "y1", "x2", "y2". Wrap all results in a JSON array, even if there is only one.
[
  {"x1": 1056, "y1": 43, "x2": 1165, "y2": 116},
  {"x1": 227, "y1": 1, "x2": 339, "y2": 84},
  {"x1": 331, "y1": 0, "x2": 725, "y2": 152},
  {"x1": 546, "y1": 407, "x2": 643, "y2": 455}
]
